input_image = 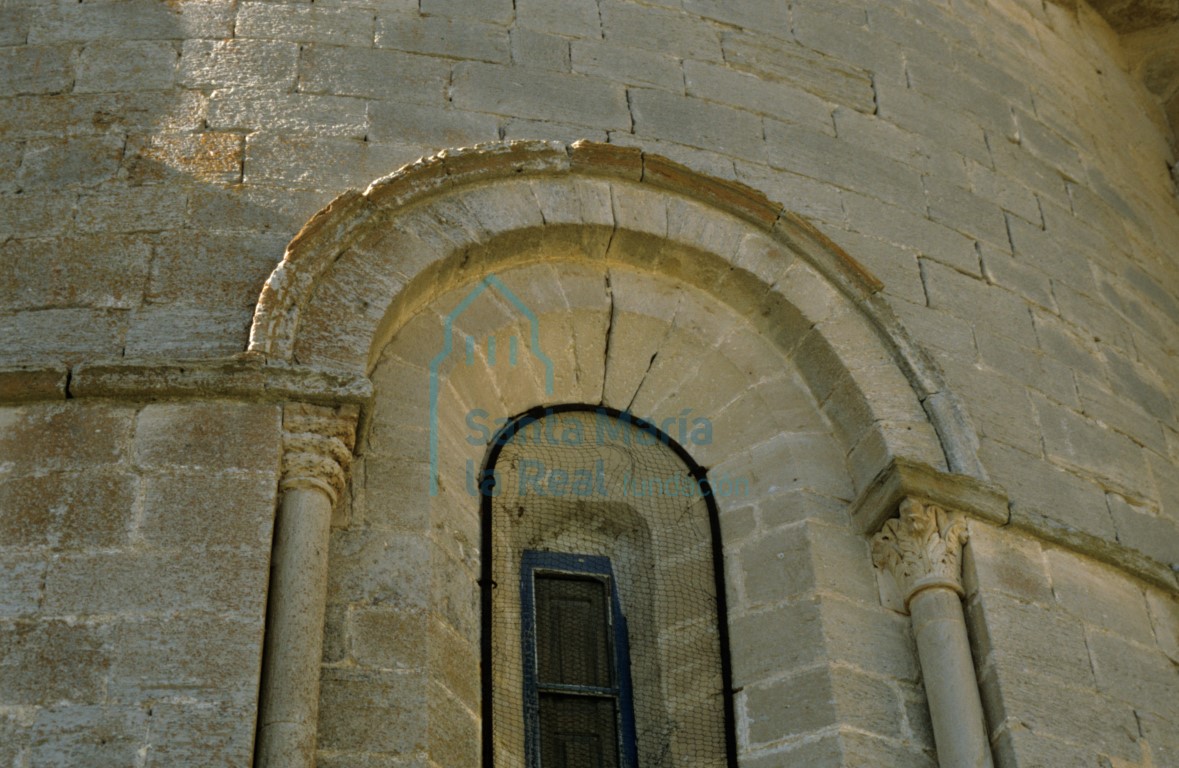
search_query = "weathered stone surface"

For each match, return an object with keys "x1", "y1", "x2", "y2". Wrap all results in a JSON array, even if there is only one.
[{"x1": 133, "y1": 401, "x2": 280, "y2": 472}]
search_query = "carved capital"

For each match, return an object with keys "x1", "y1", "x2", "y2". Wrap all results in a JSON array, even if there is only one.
[
  {"x1": 872, "y1": 497, "x2": 969, "y2": 607},
  {"x1": 281, "y1": 403, "x2": 359, "y2": 505}
]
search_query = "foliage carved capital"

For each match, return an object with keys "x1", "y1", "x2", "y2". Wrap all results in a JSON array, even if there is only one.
[{"x1": 871, "y1": 497, "x2": 969, "y2": 607}]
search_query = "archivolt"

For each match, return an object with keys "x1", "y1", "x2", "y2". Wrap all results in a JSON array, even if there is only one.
[{"x1": 247, "y1": 140, "x2": 985, "y2": 493}]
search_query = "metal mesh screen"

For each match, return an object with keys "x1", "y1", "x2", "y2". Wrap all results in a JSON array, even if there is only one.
[{"x1": 481, "y1": 406, "x2": 736, "y2": 768}]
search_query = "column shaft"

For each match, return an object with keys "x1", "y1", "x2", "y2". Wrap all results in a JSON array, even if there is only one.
[
  {"x1": 255, "y1": 403, "x2": 358, "y2": 768},
  {"x1": 256, "y1": 485, "x2": 334, "y2": 768},
  {"x1": 909, "y1": 587, "x2": 993, "y2": 768}
]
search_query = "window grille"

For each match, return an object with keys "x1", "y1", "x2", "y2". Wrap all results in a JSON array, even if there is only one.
[{"x1": 480, "y1": 405, "x2": 737, "y2": 768}]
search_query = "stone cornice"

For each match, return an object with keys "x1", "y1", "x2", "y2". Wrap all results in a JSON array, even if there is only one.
[
  {"x1": 872, "y1": 498, "x2": 970, "y2": 609},
  {"x1": 850, "y1": 457, "x2": 1009, "y2": 535},
  {"x1": 0, "y1": 357, "x2": 373, "y2": 406},
  {"x1": 280, "y1": 403, "x2": 359, "y2": 505},
  {"x1": 855, "y1": 459, "x2": 1179, "y2": 593}
]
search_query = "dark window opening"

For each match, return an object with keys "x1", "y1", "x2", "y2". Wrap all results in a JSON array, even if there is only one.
[
  {"x1": 522, "y1": 552, "x2": 637, "y2": 768},
  {"x1": 481, "y1": 404, "x2": 738, "y2": 768}
]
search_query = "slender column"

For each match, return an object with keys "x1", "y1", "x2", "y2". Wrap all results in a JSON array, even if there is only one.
[
  {"x1": 872, "y1": 498, "x2": 994, "y2": 768},
  {"x1": 256, "y1": 403, "x2": 358, "y2": 768}
]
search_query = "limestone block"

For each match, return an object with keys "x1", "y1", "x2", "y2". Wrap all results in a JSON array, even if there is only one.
[
  {"x1": 0, "y1": 45, "x2": 74, "y2": 96},
  {"x1": 600, "y1": 3, "x2": 722, "y2": 63},
  {"x1": 1138, "y1": 710, "x2": 1179, "y2": 767},
  {"x1": 966, "y1": 159, "x2": 1043, "y2": 225},
  {"x1": 208, "y1": 91, "x2": 369, "y2": 139},
  {"x1": 872, "y1": 78, "x2": 993, "y2": 166},
  {"x1": 756, "y1": 489, "x2": 849, "y2": 530},
  {"x1": 1049, "y1": 547, "x2": 1156, "y2": 643},
  {"x1": 317, "y1": 668, "x2": 427, "y2": 753},
  {"x1": 244, "y1": 133, "x2": 422, "y2": 190},
  {"x1": 921, "y1": 259, "x2": 1035, "y2": 341},
  {"x1": 0, "y1": 189, "x2": 75, "y2": 239},
  {"x1": 979, "y1": 246, "x2": 1057, "y2": 316},
  {"x1": 0, "y1": 7, "x2": 30, "y2": 46},
  {"x1": 120, "y1": 305, "x2": 253, "y2": 359},
  {"x1": 766, "y1": 123, "x2": 927, "y2": 213},
  {"x1": 831, "y1": 106, "x2": 969, "y2": 187},
  {"x1": 515, "y1": 0, "x2": 601, "y2": 37},
  {"x1": 793, "y1": 2, "x2": 904, "y2": 81},
  {"x1": 452, "y1": 62, "x2": 630, "y2": 129},
  {"x1": 1109, "y1": 493, "x2": 1179, "y2": 568},
  {"x1": 730, "y1": 596, "x2": 825, "y2": 688},
  {"x1": 327, "y1": 530, "x2": 430, "y2": 610},
  {"x1": 820, "y1": 596, "x2": 919, "y2": 682},
  {"x1": 0, "y1": 309, "x2": 128, "y2": 364},
  {"x1": 961, "y1": 523, "x2": 1053, "y2": 605},
  {"x1": 428, "y1": 616, "x2": 479, "y2": 705},
  {"x1": 630, "y1": 88, "x2": 766, "y2": 162},
  {"x1": 138, "y1": 470, "x2": 276, "y2": 548},
  {"x1": 739, "y1": 522, "x2": 818, "y2": 607},
  {"x1": 27, "y1": 0, "x2": 234, "y2": 43},
  {"x1": 145, "y1": 230, "x2": 287, "y2": 309},
  {"x1": 1034, "y1": 393, "x2": 1152, "y2": 495},
  {"x1": 140, "y1": 701, "x2": 255, "y2": 768},
  {"x1": 720, "y1": 30, "x2": 873, "y2": 111},
  {"x1": 133, "y1": 402, "x2": 280, "y2": 472},
  {"x1": 986, "y1": 135, "x2": 1073, "y2": 210},
  {"x1": 966, "y1": 589, "x2": 1095, "y2": 685},
  {"x1": 509, "y1": 28, "x2": 570, "y2": 71},
  {"x1": 16, "y1": 134, "x2": 125, "y2": 189},
  {"x1": 350, "y1": 606, "x2": 426, "y2": 671},
  {"x1": 376, "y1": 13, "x2": 509, "y2": 63},
  {"x1": 744, "y1": 664, "x2": 904, "y2": 746},
  {"x1": 188, "y1": 183, "x2": 333, "y2": 235},
  {"x1": 0, "y1": 403, "x2": 134, "y2": 472},
  {"x1": 684, "y1": 60, "x2": 835, "y2": 137},
  {"x1": 840, "y1": 730, "x2": 937, "y2": 768},
  {"x1": 75, "y1": 185, "x2": 188, "y2": 234},
  {"x1": 0, "y1": 234, "x2": 150, "y2": 311},
  {"x1": 0, "y1": 619, "x2": 113, "y2": 704},
  {"x1": 27, "y1": 704, "x2": 148, "y2": 767},
  {"x1": 74, "y1": 40, "x2": 178, "y2": 93},
  {"x1": 992, "y1": 725, "x2": 1111, "y2": 768},
  {"x1": 367, "y1": 101, "x2": 499, "y2": 146},
  {"x1": 841, "y1": 192, "x2": 981, "y2": 276},
  {"x1": 572, "y1": 40, "x2": 683, "y2": 91},
  {"x1": 922, "y1": 175, "x2": 1010, "y2": 247},
  {"x1": 43, "y1": 549, "x2": 269, "y2": 617},
  {"x1": 121, "y1": 130, "x2": 243, "y2": 184},
  {"x1": 1145, "y1": 592, "x2": 1179, "y2": 665},
  {"x1": 420, "y1": 0, "x2": 513, "y2": 25},
  {"x1": 1103, "y1": 349, "x2": 1175, "y2": 423},
  {"x1": 902, "y1": 45, "x2": 1023, "y2": 134},
  {"x1": 1086, "y1": 628, "x2": 1179, "y2": 718},
  {"x1": 238, "y1": 2, "x2": 376, "y2": 46},
  {"x1": 0, "y1": 554, "x2": 47, "y2": 617},
  {"x1": 427, "y1": 681, "x2": 479, "y2": 767},
  {"x1": 299, "y1": 43, "x2": 450, "y2": 104},
  {"x1": 1012, "y1": 108, "x2": 1086, "y2": 181},
  {"x1": 0, "y1": 470, "x2": 136, "y2": 550},
  {"x1": 107, "y1": 613, "x2": 262, "y2": 702},
  {"x1": 179, "y1": 39, "x2": 298, "y2": 89}
]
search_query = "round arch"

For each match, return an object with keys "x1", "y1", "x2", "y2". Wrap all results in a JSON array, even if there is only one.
[
  {"x1": 250, "y1": 140, "x2": 986, "y2": 766},
  {"x1": 247, "y1": 140, "x2": 984, "y2": 493}
]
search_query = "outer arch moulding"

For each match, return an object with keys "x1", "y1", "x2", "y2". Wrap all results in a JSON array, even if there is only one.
[{"x1": 246, "y1": 139, "x2": 987, "y2": 486}]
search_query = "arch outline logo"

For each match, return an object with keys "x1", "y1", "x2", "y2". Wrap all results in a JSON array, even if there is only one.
[{"x1": 429, "y1": 274, "x2": 555, "y2": 496}]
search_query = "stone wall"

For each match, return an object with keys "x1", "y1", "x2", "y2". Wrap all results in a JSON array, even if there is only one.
[
  {"x1": 0, "y1": 401, "x2": 280, "y2": 765},
  {"x1": 1, "y1": 0, "x2": 1178, "y2": 765}
]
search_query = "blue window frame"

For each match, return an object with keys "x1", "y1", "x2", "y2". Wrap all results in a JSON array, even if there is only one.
[{"x1": 520, "y1": 551, "x2": 638, "y2": 768}]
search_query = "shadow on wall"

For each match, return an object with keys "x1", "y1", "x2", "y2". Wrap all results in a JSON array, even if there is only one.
[{"x1": 0, "y1": 0, "x2": 450, "y2": 365}]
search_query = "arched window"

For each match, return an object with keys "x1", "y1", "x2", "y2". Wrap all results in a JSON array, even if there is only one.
[{"x1": 480, "y1": 405, "x2": 738, "y2": 768}]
